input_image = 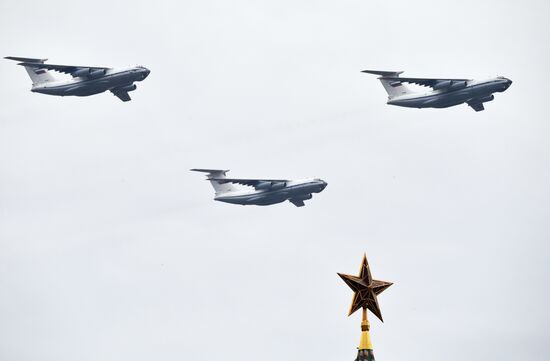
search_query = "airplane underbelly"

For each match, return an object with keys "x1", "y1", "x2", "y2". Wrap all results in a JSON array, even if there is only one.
[
  {"x1": 73, "y1": 80, "x2": 114, "y2": 95},
  {"x1": 32, "y1": 87, "x2": 63, "y2": 96},
  {"x1": 430, "y1": 88, "x2": 492, "y2": 107},
  {"x1": 39, "y1": 74, "x2": 134, "y2": 97},
  {"x1": 426, "y1": 94, "x2": 467, "y2": 108},
  {"x1": 69, "y1": 86, "x2": 108, "y2": 96},
  {"x1": 36, "y1": 83, "x2": 108, "y2": 97},
  {"x1": 216, "y1": 193, "x2": 288, "y2": 206},
  {"x1": 247, "y1": 194, "x2": 287, "y2": 205},
  {"x1": 417, "y1": 92, "x2": 470, "y2": 108}
]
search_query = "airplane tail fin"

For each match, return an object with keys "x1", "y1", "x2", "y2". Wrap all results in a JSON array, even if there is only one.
[
  {"x1": 191, "y1": 169, "x2": 236, "y2": 195},
  {"x1": 362, "y1": 69, "x2": 414, "y2": 100},
  {"x1": 5, "y1": 56, "x2": 56, "y2": 85}
]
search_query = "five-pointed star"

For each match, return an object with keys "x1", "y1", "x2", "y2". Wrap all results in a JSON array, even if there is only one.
[{"x1": 338, "y1": 253, "x2": 393, "y2": 321}]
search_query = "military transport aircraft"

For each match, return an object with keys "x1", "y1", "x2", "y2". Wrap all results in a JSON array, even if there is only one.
[
  {"x1": 5, "y1": 56, "x2": 150, "y2": 102},
  {"x1": 191, "y1": 169, "x2": 327, "y2": 207},
  {"x1": 362, "y1": 69, "x2": 512, "y2": 112}
]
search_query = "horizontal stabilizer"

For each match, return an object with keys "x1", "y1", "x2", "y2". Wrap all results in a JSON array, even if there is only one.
[
  {"x1": 6, "y1": 57, "x2": 56, "y2": 84},
  {"x1": 362, "y1": 69, "x2": 403, "y2": 77},
  {"x1": 191, "y1": 168, "x2": 229, "y2": 175},
  {"x1": 191, "y1": 169, "x2": 234, "y2": 195},
  {"x1": 5, "y1": 56, "x2": 48, "y2": 63},
  {"x1": 363, "y1": 70, "x2": 413, "y2": 99}
]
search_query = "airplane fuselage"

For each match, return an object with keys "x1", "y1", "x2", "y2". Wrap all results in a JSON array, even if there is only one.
[
  {"x1": 388, "y1": 77, "x2": 512, "y2": 109},
  {"x1": 214, "y1": 179, "x2": 327, "y2": 206},
  {"x1": 31, "y1": 66, "x2": 150, "y2": 97}
]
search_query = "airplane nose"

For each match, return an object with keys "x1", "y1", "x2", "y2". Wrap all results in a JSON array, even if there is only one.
[
  {"x1": 320, "y1": 180, "x2": 328, "y2": 190},
  {"x1": 142, "y1": 68, "x2": 150, "y2": 79},
  {"x1": 503, "y1": 79, "x2": 512, "y2": 91}
]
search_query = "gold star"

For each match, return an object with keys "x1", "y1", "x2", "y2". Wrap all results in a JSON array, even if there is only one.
[{"x1": 338, "y1": 253, "x2": 392, "y2": 321}]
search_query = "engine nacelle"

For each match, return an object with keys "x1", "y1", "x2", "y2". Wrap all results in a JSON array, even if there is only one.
[
  {"x1": 447, "y1": 81, "x2": 467, "y2": 91},
  {"x1": 255, "y1": 181, "x2": 286, "y2": 191},
  {"x1": 89, "y1": 69, "x2": 106, "y2": 78},
  {"x1": 255, "y1": 181, "x2": 272, "y2": 190},
  {"x1": 72, "y1": 68, "x2": 92, "y2": 78},
  {"x1": 118, "y1": 84, "x2": 137, "y2": 92},
  {"x1": 432, "y1": 80, "x2": 452, "y2": 91},
  {"x1": 270, "y1": 182, "x2": 286, "y2": 191},
  {"x1": 433, "y1": 80, "x2": 467, "y2": 91},
  {"x1": 72, "y1": 68, "x2": 106, "y2": 78}
]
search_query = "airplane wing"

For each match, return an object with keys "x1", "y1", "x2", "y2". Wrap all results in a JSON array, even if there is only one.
[
  {"x1": 383, "y1": 77, "x2": 470, "y2": 89},
  {"x1": 209, "y1": 178, "x2": 288, "y2": 189},
  {"x1": 16, "y1": 62, "x2": 110, "y2": 77},
  {"x1": 289, "y1": 199, "x2": 305, "y2": 207},
  {"x1": 467, "y1": 100, "x2": 485, "y2": 112},
  {"x1": 110, "y1": 88, "x2": 131, "y2": 102}
]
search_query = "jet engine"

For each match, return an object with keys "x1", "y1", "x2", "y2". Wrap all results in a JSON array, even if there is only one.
[
  {"x1": 117, "y1": 84, "x2": 137, "y2": 92},
  {"x1": 72, "y1": 68, "x2": 106, "y2": 78},
  {"x1": 448, "y1": 81, "x2": 467, "y2": 91},
  {"x1": 255, "y1": 181, "x2": 286, "y2": 190},
  {"x1": 89, "y1": 69, "x2": 106, "y2": 78},
  {"x1": 432, "y1": 80, "x2": 452, "y2": 91},
  {"x1": 433, "y1": 80, "x2": 467, "y2": 91},
  {"x1": 255, "y1": 181, "x2": 272, "y2": 190},
  {"x1": 270, "y1": 182, "x2": 286, "y2": 191},
  {"x1": 72, "y1": 68, "x2": 91, "y2": 78}
]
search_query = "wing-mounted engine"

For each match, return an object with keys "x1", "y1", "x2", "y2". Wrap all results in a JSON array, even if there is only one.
[
  {"x1": 432, "y1": 80, "x2": 451, "y2": 90},
  {"x1": 255, "y1": 181, "x2": 286, "y2": 191},
  {"x1": 433, "y1": 80, "x2": 467, "y2": 91},
  {"x1": 72, "y1": 68, "x2": 107, "y2": 78}
]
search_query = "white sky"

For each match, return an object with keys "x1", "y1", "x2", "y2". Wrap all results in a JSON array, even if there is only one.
[{"x1": 1, "y1": 1, "x2": 549, "y2": 361}]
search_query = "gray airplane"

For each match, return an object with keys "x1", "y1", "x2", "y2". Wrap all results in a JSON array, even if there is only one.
[
  {"x1": 362, "y1": 70, "x2": 512, "y2": 111},
  {"x1": 191, "y1": 169, "x2": 327, "y2": 207},
  {"x1": 5, "y1": 56, "x2": 150, "y2": 102}
]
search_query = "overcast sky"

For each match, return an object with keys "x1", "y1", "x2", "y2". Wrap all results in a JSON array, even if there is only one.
[{"x1": 1, "y1": 1, "x2": 549, "y2": 361}]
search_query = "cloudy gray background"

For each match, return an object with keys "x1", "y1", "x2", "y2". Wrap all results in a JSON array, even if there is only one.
[{"x1": 1, "y1": 0, "x2": 549, "y2": 360}]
